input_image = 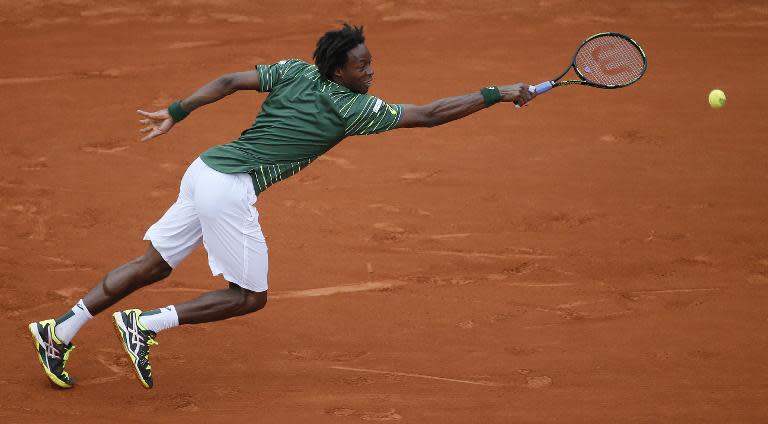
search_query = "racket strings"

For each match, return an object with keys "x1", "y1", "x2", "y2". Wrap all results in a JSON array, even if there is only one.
[{"x1": 575, "y1": 36, "x2": 645, "y2": 86}]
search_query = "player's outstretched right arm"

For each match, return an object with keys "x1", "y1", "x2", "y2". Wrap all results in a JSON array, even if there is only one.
[
  {"x1": 137, "y1": 70, "x2": 261, "y2": 142},
  {"x1": 396, "y1": 83, "x2": 532, "y2": 129}
]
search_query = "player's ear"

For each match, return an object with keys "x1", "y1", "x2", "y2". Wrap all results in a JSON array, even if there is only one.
[
  {"x1": 334, "y1": 55, "x2": 351, "y2": 80},
  {"x1": 333, "y1": 65, "x2": 344, "y2": 80}
]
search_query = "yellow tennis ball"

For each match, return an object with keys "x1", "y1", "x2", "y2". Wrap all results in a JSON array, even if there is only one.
[{"x1": 708, "y1": 89, "x2": 726, "y2": 109}]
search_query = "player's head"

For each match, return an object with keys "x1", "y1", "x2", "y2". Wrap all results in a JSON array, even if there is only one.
[{"x1": 313, "y1": 23, "x2": 372, "y2": 94}]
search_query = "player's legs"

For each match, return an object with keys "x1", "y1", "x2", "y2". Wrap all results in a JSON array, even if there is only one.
[
  {"x1": 112, "y1": 162, "x2": 268, "y2": 388},
  {"x1": 108, "y1": 157, "x2": 267, "y2": 328},
  {"x1": 29, "y1": 159, "x2": 205, "y2": 388}
]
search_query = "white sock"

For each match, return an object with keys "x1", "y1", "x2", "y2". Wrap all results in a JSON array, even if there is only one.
[
  {"x1": 54, "y1": 299, "x2": 93, "y2": 344},
  {"x1": 139, "y1": 305, "x2": 179, "y2": 334}
]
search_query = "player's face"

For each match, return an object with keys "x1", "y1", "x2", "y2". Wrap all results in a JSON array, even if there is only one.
[{"x1": 335, "y1": 43, "x2": 374, "y2": 94}]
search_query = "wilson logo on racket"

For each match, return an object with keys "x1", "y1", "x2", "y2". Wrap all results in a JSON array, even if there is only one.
[{"x1": 591, "y1": 43, "x2": 631, "y2": 76}]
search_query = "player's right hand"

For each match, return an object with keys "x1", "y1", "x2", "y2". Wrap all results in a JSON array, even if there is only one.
[
  {"x1": 498, "y1": 83, "x2": 535, "y2": 107},
  {"x1": 137, "y1": 109, "x2": 175, "y2": 142}
]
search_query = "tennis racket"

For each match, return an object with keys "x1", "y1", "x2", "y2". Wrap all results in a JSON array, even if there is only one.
[{"x1": 529, "y1": 32, "x2": 647, "y2": 97}]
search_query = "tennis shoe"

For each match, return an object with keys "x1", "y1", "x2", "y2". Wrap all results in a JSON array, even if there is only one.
[
  {"x1": 29, "y1": 319, "x2": 76, "y2": 388},
  {"x1": 112, "y1": 309, "x2": 158, "y2": 389}
]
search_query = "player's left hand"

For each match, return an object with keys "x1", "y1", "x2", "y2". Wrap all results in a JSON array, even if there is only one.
[{"x1": 137, "y1": 109, "x2": 175, "y2": 142}]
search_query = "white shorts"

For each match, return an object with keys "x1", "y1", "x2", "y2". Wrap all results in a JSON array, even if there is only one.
[{"x1": 144, "y1": 158, "x2": 268, "y2": 292}]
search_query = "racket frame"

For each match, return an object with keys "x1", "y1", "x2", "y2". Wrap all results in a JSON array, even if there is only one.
[{"x1": 532, "y1": 32, "x2": 647, "y2": 95}]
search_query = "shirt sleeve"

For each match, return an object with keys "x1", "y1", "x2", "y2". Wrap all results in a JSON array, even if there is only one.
[
  {"x1": 255, "y1": 59, "x2": 307, "y2": 92},
  {"x1": 343, "y1": 94, "x2": 404, "y2": 136}
]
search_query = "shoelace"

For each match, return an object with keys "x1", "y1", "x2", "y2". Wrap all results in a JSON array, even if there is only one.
[
  {"x1": 127, "y1": 317, "x2": 145, "y2": 355},
  {"x1": 43, "y1": 323, "x2": 73, "y2": 380},
  {"x1": 45, "y1": 326, "x2": 61, "y2": 359}
]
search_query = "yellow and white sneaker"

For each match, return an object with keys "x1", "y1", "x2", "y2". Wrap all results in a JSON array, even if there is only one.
[
  {"x1": 112, "y1": 309, "x2": 158, "y2": 389},
  {"x1": 29, "y1": 319, "x2": 75, "y2": 388}
]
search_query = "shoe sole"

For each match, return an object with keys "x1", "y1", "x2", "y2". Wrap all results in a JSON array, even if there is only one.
[
  {"x1": 111, "y1": 312, "x2": 152, "y2": 389},
  {"x1": 28, "y1": 323, "x2": 73, "y2": 389}
]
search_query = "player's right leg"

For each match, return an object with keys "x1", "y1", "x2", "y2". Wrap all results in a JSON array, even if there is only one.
[
  {"x1": 28, "y1": 319, "x2": 76, "y2": 388},
  {"x1": 28, "y1": 244, "x2": 177, "y2": 388},
  {"x1": 29, "y1": 158, "x2": 205, "y2": 388},
  {"x1": 82, "y1": 245, "x2": 174, "y2": 315}
]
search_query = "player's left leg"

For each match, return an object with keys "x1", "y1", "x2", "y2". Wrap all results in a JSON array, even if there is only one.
[
  {"x1": 175, "y1": 283, "x2": 268, "y2": 322},
  {"x1": 113, "y1": 161, "x2": 269, "y2": 388},
  {"x1": 112, "y1": 284, "x2": 266, "y2": 389}
]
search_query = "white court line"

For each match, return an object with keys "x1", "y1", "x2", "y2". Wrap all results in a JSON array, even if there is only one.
[
  {"x1": 507, "y1": 283, "x2": 574, "y2": 287},
  {"x1": 391, "y1": 247, "x2": 553, "y2": 259},
  {"x1": 630, "y1": 288, "x2": 721, "y2": 294},
  {"x1": 331, "y1": 366, "x2": 503, "y2": 387},
  {"x1": 424, "y1": 233, "x2": 474, "y2": 240},
  {"x1": 273, "y1": 281, "x2": 406, "y2": 299},
  {"x1": 0, "y1": 76, "x2": 64, "y2": 85}
]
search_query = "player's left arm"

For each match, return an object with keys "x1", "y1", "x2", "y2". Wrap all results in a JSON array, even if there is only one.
[
  {"x1": 396, "y1": 83, "x2": 532, "y2": 129},
  {"x1": 179, "y1": 70, "x2": 262, "y2": 110},
  {"x1": 137, "y1": 70, "x2": 261, "y2": 142}
]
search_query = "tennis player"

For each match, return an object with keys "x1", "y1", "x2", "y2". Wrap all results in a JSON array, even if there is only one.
[{"x1": 29, "y1": 23, "x2": 533, "y2": 389}]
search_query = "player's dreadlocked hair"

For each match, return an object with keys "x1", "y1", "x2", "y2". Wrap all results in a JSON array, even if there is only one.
[{"x1": 313, "y1": 23, "x2": 365, "y2": 81}]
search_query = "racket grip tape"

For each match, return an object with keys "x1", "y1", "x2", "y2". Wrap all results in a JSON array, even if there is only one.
[{"x1": 531, "y1": 81, "x2": 554, "y2": 95}]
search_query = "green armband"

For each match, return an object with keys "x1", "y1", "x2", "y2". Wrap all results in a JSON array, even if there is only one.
[
  {"x1": 167, "y1": 100, "x2": 189, "y2": 122},
  {"x1": 480, "y1": 86, "x2": 502, "y2": 107}
]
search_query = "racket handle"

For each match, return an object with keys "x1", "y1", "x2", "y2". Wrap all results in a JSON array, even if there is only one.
[
  {"x1": 516, "y1": 82, "x2": 552, "y2": 108},
  {"x1": 531, "y1": 81, "x2": 555, "y2": 95}
]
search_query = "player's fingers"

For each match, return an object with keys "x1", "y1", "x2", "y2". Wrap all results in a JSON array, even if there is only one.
[
  {"x1": 138, "y1": 119, "x2": 150, "y2": 125},
  {"x1": 139, "y1": 126, "x2": 153, "y2": 133},
  {"x1": 138, "y1": 109, "x2": 165, "y2": 119},
  {"x1": 520, "y1": 86, "x2": 532, "y2": 102},
  {"x1": 515, "y1": 96, "x2": 532, "y2": 108}
]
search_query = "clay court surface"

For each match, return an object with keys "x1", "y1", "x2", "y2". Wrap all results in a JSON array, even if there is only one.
[{"x1": 2, "y1": 0, "x2": 768, "y2": 422}]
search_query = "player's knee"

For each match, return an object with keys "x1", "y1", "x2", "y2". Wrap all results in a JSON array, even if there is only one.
[
  {"x1": 229, "y1": 286, "x2": 267, "y2": 314},
  {"x1": 136, "y1": 251, "x2": 172, "y2": 282},
  {"x1": 248, "y1": 290, "x2": 268, "y2": 312},
  {"x1": 241, "y1": 290, "x2": 267, "y2": 313},
  {"x1": 151, "y1": 262, "x2": 173, "y2": 281}
]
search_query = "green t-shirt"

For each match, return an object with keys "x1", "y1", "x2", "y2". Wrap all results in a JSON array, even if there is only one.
[{"x1": 200, "y1": 59, "x2": 403, "y2": 194}]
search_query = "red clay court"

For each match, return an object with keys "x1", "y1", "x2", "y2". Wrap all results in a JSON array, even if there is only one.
[{"x1": 2, "y1": 1, "x2": 767, "y2": 422}]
